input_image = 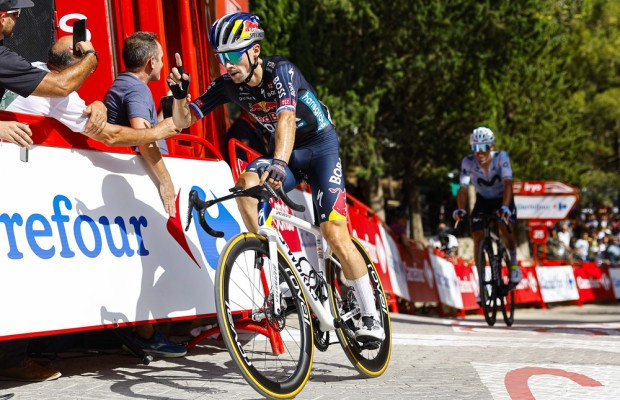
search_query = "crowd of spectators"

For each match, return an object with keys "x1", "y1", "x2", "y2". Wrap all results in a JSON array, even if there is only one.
[{"x1": 545, "y1": 205, "x2": 620, "y2": 266}]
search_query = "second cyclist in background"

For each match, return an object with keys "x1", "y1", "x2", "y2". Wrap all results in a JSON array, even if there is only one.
[{"x1": 453, "y1": 127, "x2": 522, "y2": 285}]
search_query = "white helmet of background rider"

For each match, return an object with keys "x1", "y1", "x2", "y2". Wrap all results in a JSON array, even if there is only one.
[{"x1": 470, "y1": 127, "x2": 495, "y2": 146}]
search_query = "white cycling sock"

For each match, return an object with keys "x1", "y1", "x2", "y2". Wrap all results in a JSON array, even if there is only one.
[{"x1": 349, "y1": 274, "x2": 379, "y2": 319}]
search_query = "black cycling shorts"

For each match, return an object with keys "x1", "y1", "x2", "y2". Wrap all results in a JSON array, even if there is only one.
[
  {"x1": 471, "y1": 194, "x2": 517, "y2": 231},
  {"x1": 244, "y1": 127, "x2": 347, "y2": 223}
]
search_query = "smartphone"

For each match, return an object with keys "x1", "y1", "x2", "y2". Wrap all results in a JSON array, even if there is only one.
[
  {"x1": 161, "y1": 95, "x2": 174, "y2": 119},
  {"x1": 73, "y1": 19, "x2": 87, "y2": 57},
  {"x1": 20, "y1": 147, "x2": 28, "y2": 162},
  {"x1": 20, "y1": 122, "x2": 29, "y2": 162}
]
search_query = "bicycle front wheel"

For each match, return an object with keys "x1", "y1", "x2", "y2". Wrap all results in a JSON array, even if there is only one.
[
  {"x1": 327, "y1": 237, "x2": 392, "y2": 377},
  {"x1": 477, "y1": 239, "x2": 498, "y2": 326},
  {"x1": 215, "y1": 233, "x2": 314, "y2": 399}
]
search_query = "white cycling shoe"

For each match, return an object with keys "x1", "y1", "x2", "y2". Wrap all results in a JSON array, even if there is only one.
[{"x1": 355, "y1": 316, "x2": 385, "y2": 343}]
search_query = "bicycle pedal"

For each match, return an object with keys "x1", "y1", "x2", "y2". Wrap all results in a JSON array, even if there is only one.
[{"x1": 358, "y1": 339, "x2": 381, "y2": 350}]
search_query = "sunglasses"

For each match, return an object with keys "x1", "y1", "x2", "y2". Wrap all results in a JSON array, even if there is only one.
[
  {"x1": 2, "y1": 9, "x2": 21, "y2": 17},
  {"x1": 216, "y1": 50, "x2": 245, "y2": 66},
  {"x1": 472, "y1": 144, "x2": 491, "y2": 152}
]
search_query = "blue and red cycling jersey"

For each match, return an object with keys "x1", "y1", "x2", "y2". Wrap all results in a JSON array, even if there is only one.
[
  {"x1": 190, "y1": 55, "x2": 334, "y2": 148},
  {"x1": 189, "y1": 55, "x2": 346, "y2": 223}
]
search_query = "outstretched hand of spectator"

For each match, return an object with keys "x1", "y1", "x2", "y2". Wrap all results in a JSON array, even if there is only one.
[
  {"x1": 0, "y1": 120, "x2": 33, "y2": 148},
  {"x1": 83, "y1": 101, "x2": 107, "y2": 135}
]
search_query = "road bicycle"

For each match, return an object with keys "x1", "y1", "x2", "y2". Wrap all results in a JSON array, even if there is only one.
[
  {"x1": 476, "y1": 212, "x2": 516, "y2": 327},
  {"x1": 185, "y1": 181, "x2": 392, "y2": 399}
]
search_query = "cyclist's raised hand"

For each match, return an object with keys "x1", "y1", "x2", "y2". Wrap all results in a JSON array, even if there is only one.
[
  {"x1": 452, "y1": 208, "x2": 466, "y2": 223},
  {"x1": 167, "y1": 53, "x2": 190, "y2": 100},
  {"x1": 499, "y1": 205, "x2": 512, "y2": 225}
]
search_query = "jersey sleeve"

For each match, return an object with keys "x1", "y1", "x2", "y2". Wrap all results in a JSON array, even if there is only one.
[
  {"x1": 459, "y1": 156, "x2": 472, "y2": 186},
  {"x1": 0, "y1": 47, "x2": 47, "y2": 97},
  {"x1": 189, "y1": 77, "x2": 229, "y2": 119},
  {"x1": 272, "y1": 62, "x2": 299, "y2": 115},
  {"x1": 499, "y1": 151, "x2": 513, "y2": 181}
]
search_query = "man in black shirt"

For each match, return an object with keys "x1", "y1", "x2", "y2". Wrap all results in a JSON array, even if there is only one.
[{"x1": 0, "y1": 0, "x2": 102, "y2": 148}]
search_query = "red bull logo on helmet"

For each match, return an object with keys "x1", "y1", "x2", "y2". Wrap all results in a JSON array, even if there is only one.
[
  {"x1": 242, "y1": 20, "x2": 259, "y2": 37},
  {"x1": 328, "y1": 187, "x2": 348, "y2": 221}
]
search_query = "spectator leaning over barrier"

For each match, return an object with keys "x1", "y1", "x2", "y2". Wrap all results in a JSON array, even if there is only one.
[
  {"x1": 429, "y1": 222, "x2": 459, "y2": 257},
  {"x1": 2, "y1": 36, "x2": 180, "y2": 146},
  {"x1": 104, "y1": 31, "x2": 186, "y2": 358},
  {"x1": 453, "y1": 127, "x2": 522, "y2": 287},
  {"x1": 0, "y1": 0, "x2": 102, "y2": 148},
  {"x1": 0, "y1": 0, "x2": 100, "y2": 383}
]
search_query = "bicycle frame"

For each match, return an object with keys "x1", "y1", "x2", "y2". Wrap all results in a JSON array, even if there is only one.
[{"x1": 257, "y1": 200, "x2": 345, "y2": 332}]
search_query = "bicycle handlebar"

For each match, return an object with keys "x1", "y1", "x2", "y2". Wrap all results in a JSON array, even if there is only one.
[{"x1": 185, "y1": 172, "x2": 306, "y2": 238}]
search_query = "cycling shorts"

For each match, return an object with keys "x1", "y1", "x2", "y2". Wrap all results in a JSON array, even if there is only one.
[
  {"x1": 244, "y1": 127, "x2": 347, "y2": 223},
  {"x1": 471, "y1": 194, "x2": 517, "y2": 231}
]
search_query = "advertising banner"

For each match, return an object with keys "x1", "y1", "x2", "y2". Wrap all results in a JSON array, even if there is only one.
[
  {"x1": 430, "y1": 253, "x2": 463, "y2": 309},
  {"x1": 349, "y1": 207, "x2": 394, "y2": 296},
  {"x1": 514, "y1": 195, "x2": 578, "y2": 220},
  {"x1": 378, "y1": 224, "x2": 410, "y2": 301},
  {"x1": 402, "y1": 245, "x2": 438, "y2": 304},
  {"x1": 0, "y1": 145, "x2": 246, "y2": 339},
  {"x1": 453, "y1": 260, "x2": 479, "y2": 310},
  {"x1": 512, "y1": 265, "x2": 543, "y2": 305},
  {"x1": 606, "y1": 268, "x2": 620, "y2": 300},
  {"x1": 536, "y1": 265, "x2": 579, "y2": 303},
  {"x1": 572, "y1": 263, "x2": 615, "y2": 302}
]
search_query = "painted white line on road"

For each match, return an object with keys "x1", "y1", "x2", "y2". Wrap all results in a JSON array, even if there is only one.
[
  {"x1": 472, "y1": 363, "x2": 620, "y2": 400},
  {"x1": 391, "y1": 332, "x2": 620, "y2": 353}
]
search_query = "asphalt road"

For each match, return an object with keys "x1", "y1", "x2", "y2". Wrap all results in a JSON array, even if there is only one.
[{"x1": 1, "y1": 303, "x2": 619, "y2": 399}]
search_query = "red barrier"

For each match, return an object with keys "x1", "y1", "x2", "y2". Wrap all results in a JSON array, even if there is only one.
[
  {"x1": 513, "y1": 264, "x2": 545, "y2": 307},
  {"x1": 452, "y1": 259, "x2": 479, "y2": 311},
  {"x1": 403, "y1": 245, "x2": 439, "y2": 303},
  {"x1": 573, "y1": 262, "x2": 616, "y2": 303}
]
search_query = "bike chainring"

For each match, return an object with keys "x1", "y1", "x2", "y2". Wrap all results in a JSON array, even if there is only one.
[{"x1": 312, "y1": 315, "x2": 330, "y2": 352}]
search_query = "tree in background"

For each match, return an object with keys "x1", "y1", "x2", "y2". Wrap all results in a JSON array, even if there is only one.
[{"x1": 250, "y1": 0, "x2": 620, "y2": 240}]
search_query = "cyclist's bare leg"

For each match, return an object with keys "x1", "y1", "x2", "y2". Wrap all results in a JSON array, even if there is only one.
[
  {"x1": 235, "y1": 171, "x2": 260, "y2": 233},
  {"x1": 499, "y1": 222, "x2": 517, "y2": 253},
  {"x1": 472, "y1": 229, "x2": 485, "y2": 267},
  {"x1": 321, "y1": 219, "x2": 381, "y2": 325},
  {"x1": 320, "y1": 219, "x2": 367, "y2": 279}
]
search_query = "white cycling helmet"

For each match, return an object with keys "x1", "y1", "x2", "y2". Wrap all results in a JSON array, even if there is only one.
[
  {"x1": 209, "y1": 12, "x2": 264, "y2": 53},
  {"x1": 470, "y1": 127, "x2": 495, "y2": 146}
]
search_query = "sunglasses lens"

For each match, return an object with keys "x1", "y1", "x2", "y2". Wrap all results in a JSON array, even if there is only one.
[
  {"x1": 472, "y1": 144, "x2": 490, "y2": 152},
  {"x1": 217, "y1": 51, "x2": 244, "y2": 65}
]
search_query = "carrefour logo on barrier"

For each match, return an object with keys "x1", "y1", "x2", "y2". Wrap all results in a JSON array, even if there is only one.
[
  {"x1": 0, "y1": 194, "x2": 150, "y2": 260},
  {"x1": 183, "y1": 186, "x2": 241, "y2": 270}
]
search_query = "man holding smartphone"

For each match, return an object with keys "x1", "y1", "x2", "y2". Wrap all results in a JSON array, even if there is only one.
[{"x1": 0, "y1": 0, "x2": 102, "y2": 149}]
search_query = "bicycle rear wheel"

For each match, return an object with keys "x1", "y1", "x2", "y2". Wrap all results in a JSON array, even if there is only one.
[
  {"x1": 499, "y1": 248, "x2": 516, "y2": 326},
  {"x1": 326, "y1": 238, "x2": 392, "y2": 377},
  {"x1": 215, "y1": 233, "x2": 314, "y2": 399},
  {"x1": 477, "y1": 239, "x2": 497, "y2": 326}
]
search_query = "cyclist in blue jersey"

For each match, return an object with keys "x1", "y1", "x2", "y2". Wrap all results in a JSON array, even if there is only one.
[
  {"x1": 168, "y1": 12, "x2": 384, "y2": 343},
  {"x1": 453, "y1": 127, "x2": 522, "y2": 284}
]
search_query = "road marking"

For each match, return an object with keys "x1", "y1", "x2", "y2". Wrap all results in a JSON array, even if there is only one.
[
  {"x1": 451, "y1": 321, "x2": 620, "y2": 336},
  {"x1": 472, "y1": 363, "x2": 620, "y2": 400},
  {"x1": 391, "y1": 332, "x2": 620, "y2": 353}
]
